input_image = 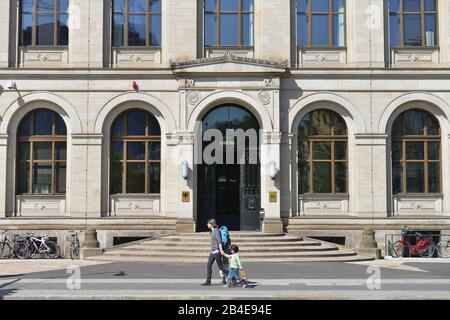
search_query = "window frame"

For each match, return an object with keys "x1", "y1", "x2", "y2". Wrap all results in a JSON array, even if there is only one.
[
  {"x1": 112, "y1": 0, "x2": 162, "y2": 48},
  {"x1": 110, "y1": 109, "x2": 161, "y2": 195},
  {"x1": 20, "y1": 0, "x2": 70, "y2": 47},
  {"x1": 391, "y1": 110, "x2": 441, "y2": 195},
  {"x1": 204, "y1": 0, "x2": 254, "y2": 48},
  {"x1": 389, "y1": 0, "x2": 439, "y2": 48},
  {"x1": 298, "y1": 110, "x2": 348, "y2": 195},
  {"x1": 16, "y1": 109, "x2": 67, "y2": 195},
  {"x1": 296, "y1": 0, "x2": 347, "y2": 48}
]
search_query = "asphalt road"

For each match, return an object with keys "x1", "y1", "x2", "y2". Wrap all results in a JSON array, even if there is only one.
[{"x1": 1, "y1": 260, "x2": 450, "y2": 299}]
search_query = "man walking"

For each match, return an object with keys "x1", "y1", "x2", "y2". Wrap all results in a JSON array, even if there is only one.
[{"x1": 201, "y1": 219, "x2": 227, "y2": 286}]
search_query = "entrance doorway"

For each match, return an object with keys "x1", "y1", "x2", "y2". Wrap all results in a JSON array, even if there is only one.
[{"x1": 197, "y1": 104, "x2": 261, "y2": 232}]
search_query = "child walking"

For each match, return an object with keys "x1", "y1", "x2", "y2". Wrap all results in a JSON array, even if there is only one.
[{"x1": 223, "y1": 244, "x2": 247, "y2": 288}]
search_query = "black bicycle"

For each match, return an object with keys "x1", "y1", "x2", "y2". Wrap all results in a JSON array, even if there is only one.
[
  {"x1": 67, "y1": 230, "x2": 81, "y2": 260},
  {"x1": 0, "y1": 231, "x2": 28, "y2": 259}
]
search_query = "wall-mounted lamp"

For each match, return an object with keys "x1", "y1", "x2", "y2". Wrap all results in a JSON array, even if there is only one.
[
  {"x1": 269, "y1": 160, "x2": 279, "y2": 180},
  {"x1": 181, "y1": 160, "x2": 189, "y2": 180},
  {"x1": 7, "y1": 81, "x2": 17, "y2": 90}
]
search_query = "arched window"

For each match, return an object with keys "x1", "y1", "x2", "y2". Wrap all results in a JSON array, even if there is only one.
[
  {"x1": 391, "y1": 109, "x2": 441, "y2": 194},
  {"x1": 110, "y1": 109, "x2": 161, "y2": 195},
  {"x1": 17, "y1": 109, "x2": 67, "y2": 195},
  {"x1": 204, "y1": 0, "x2": 254, "y2": 47},
  {"x1": 20, "y1": 0, "x2": 70, "y2": 46},
  {"x1": 298, "y1": 109, "x2": 347, "y2": 194}
]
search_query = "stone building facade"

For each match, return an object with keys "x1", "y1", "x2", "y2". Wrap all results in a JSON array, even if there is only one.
[{"x1": 1, "y1": 0, "x2": 450, "y2": 251}]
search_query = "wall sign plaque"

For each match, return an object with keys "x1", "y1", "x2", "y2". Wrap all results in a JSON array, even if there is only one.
[
  {"x1": 269, "y1": 192, "x2": 277, "y2": 203},
  {"x1": 182, "y1": 191, "x2": 190, "y2": 203}
]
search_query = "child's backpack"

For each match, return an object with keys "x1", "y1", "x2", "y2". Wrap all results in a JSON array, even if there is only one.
[{"x1": 219, "y1": 226, "x2": 231, "y2": 247}]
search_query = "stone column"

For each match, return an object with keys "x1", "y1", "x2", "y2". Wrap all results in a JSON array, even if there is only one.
[
  {"x1": 0, "y1": 135, "x2": 8, "y2": 217},
  {"x1": 0, "y1": 0, "x2": 10, "y2": 67},
  {"x1": 354, "y1": 134, "x2": 389, "y2": 217},
  {"x1": 69, "y1": 134, "x2": 103, "y2": 218}
]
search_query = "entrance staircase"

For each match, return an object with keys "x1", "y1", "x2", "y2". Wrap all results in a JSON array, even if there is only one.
[{"x1": 89, "y1": 232, "x2": 373, "y2": 262}]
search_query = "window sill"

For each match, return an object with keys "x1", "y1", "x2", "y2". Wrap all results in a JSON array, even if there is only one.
[
  {"x1": 298, "y1": 193, "x2": 349, "y2": 215},
  {"x1": 393, "y1": 194, "x2": 443, "y2": 215},
  {"x1": 109, "y1": 194, "x2": 160, "y2": 216},
  {"x1": 112, "y1": 47, "x2": 162, "y2": 67},
  {"x1": 15, "y1": 194, "x2": 66, "y2": 217},
  {"x1": 391, "y1": 47, "x2": 440, "y2": 66},
  {"x1": 19, "y1": 46, "x2": 69, "y2": 68},
  {"x1": 298, "y1": 47, "x2": 347, "y2": 67}
]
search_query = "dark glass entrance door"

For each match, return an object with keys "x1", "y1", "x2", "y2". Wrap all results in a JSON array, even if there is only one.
[{"x1": 216, "y1": 164, "x2": 240, "y2": 230}]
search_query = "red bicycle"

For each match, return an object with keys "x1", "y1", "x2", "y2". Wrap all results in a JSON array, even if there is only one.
[{"x1": 390, "y1": 230, "x2": 436, "y2": 258}]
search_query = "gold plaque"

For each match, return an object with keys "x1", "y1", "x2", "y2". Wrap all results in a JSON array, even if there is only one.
[
  {"x1": 269, "y1": 192, "x2": 277, "y2": 203},
  {"x1": 182, "y1": 191, "x2": 190, "y2": 203}
]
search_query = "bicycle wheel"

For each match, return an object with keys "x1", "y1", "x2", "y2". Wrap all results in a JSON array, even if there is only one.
[
  {"x1": 390, "y1": 240, "x2": 406, "y2": 258},
  {"x1": 70, "y1": 244, "x2": 79, "y2": 260},
  {"x1": 418, "y1": 242, "x2": 436, "y2": 258},
  {"x1": 42, "y1": 241, "x2": 60, "y2": 259},
  {"x1": 437, "y1": 243, "x2": 450, "y2": 258},
  {"x1": 0, "y1": 242, "x2": 14, "y2": 259},
  {"x1": 14, "y1": 242, "x2": 30, "y2": 259}
]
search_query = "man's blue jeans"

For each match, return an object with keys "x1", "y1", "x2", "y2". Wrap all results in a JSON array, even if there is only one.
[{"x1": 226, "y1": 268, "x2": 245, "y2": 286}]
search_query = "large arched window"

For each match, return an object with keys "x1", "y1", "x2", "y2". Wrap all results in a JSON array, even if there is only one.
[
  {"x1": 391, "y1": 109, "x2": 441, "y2": 194},
  {"x1": 17, "y1": 109, "x2": 67, "y2": 195},
  {"x1": 110, "y1": 109, "x2": 161, "y2": 195},
  {"x1": 298, "y1": 109, "x2": 347, "y2": 194}
]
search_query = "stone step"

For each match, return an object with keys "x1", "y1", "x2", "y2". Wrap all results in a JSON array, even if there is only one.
[
  {"x1": 137, "y1": 240, "x2": 321, "y2": 248},
  {"x1": 157, "y1": 236, "x2": 302, "y2": 243},
  {"x1": 117, "y1": 245, "x2": 337, "y2": 253},
  {"x1": 177, "y1": 232, "x2": 287, "y2": 238}
]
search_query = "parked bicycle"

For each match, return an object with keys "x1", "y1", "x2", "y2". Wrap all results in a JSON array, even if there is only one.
[
  {"x1": 21, "y1": 232, "x2": 60, "y2": 259},
  {"x1": 0, "y1": 231, "x2": 16, "y2": 259},
  {"x1": 390, "y1": 229, "x2": 436, "y2": 258},
  {"x1": 436, "y1": 239, "x2": 450, "y2": 258},
  {"x1": 67, "y1": 230, "x2": 81, "y2": 260}
]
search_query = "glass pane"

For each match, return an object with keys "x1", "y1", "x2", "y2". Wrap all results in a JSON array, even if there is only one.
[
  {"x1": 149, "y1": 163, "x2": 160, "y2": 193},
  {"x1": 111, "y1": 142, "x2": 123, "y2": 160},
  {"x1": 389, "y1": 14, "x2": 400, "y2": 46},
  {"x1": 311, "y1": 110, "x2": 332, "y2": 135},
  {"x1": 22, "y1": 0, "x2": 34, "y2": 12},
  {"x1": 406, "y1": 162, "x2": 425, "y2": 193},
  {"x1": 428, "y1": 162, "x2": 440, "y2": 193},
  {"x1": 17, "y1": 162, "x2": 29, "y2": 194},
  {"x1": 403, "y1": 0, "x2": 421, "y2": 12},
  {"x1": 127, "y1": 163, "x2": 145, "y2": 193},
  {"x1": 205, "y1": 0, "x2": 217, "y2": 12},
  {"x1": 220, "y1": 0, "x2": 238, "y2": 11},
  {"x1": 21, "y1": 13, "x2": 33, "y2": 46},
  {"x1": 334, "y1": 142, "x2": 346, "y2": 160},
  {"x1": 55, "y1": 142, "x2": 66, "y2": 160},
  {"x1": 297, "y1": 0, "x2": 307, "y2": 12},
  {"x1": 205, "y1": 13, "x2": 217, "y2": 46},
  {"x1": 56, "y1": 163, "x2": 66, "y2": 193},
  {"x1": 58, "y1": 13, "x2": 69, "y2": 45},
  {"x1": 392, "y1": 142, "x2": 402, "y2": 160},
  {"x1": 150, "y1": 14, "x2": 161, "y2": 46},
  {"x1": 333, "y1": 114, "x2": 347, "y2": 135},
  {"x1": 150, "y1": 0, "x2": 162, "y2": 12},
  {"x1": 313, "y1": 142, "x2": 331, "y2": 160},
  {"x1": 19, "y1": 115, "x2": 32, "y2": 136},
  {"x1": 297, "y1": 13, "x2": 307, "y2": 46},
  {"x1": 298, "y1": 141, "x2": 309, "y2": 162},
  {"x1": 33, "y1": 142, "x2": 52, "y2": 160},
  {"x1": 149, "y1": 142, "x2": 161, "y2": 160},
  {"x1": 406, "y1": 142, "x2": 424, "y2": 160},
  {"x1": 36, "y1": 14, "x2": 55, "y2": 45},
  {"x1": 220, "y1": 14, "x2": 238, "y2": 46},
  {"x1": 129, "y1": 0, "x2": 147, "y2": 12},
  {"x1": 424, "y1": 0, "x2": 436, "y2": 11},
  {"x1": 55, "y1": 114, "x2": 67, "y2": 135},
  {"x1": 298, "y1": 161, "x2": 310, "y2": 193},
  {"x1": 389, "y1": 0, "x2": 400, "y2": 12},
  {"x1": 114, "y1": 0, "x2": 126, "y2": 13},
  {"x1": 393, "y1": 110, "x2": 439, "y2": 136},
  {"x1": 333, "y1": 0, "x2": 345, "y2": 13},
  {"x1": 18, "y1": 143, "x2": 30, "y2": 161},
  {"x1": 312, "y1": 15, "x2": 329, "y2": 46},
  {"x1": 332, "y1": 14, "x2": 345, "y2": 46},
  {"x1": 127, "y1": 142, "x2": 146, "y2": 160},
  {"x1": 128, "y1": 14, "x2": 147, "y2": 46},
  {"x1": 113, "y1": 14, "x2": 125, "y2": 47},
  {"x1": 58, "y1": 0, "x2": 69, "y2": 13},
  {"x1": 313, "y1": 162, "x2": 331, "y2": 193},
  {"x1": 34, "y1": 110, "x2": 53, "y2": 135},
  {"x1": 242, "y1": 13, "x2": 254, "y2": 46},
  {"x1": 425, "y1": 15, "x2": 436, "y2": 46},
  {"x1": 127, "y1": 110, "x2": 146, "y2": 135},
  {"x1": 298, "y1": 114, "x2": 310, "y2": 137},
  {"x1": 242, "y1": 0, "x2": 253, "y2": 11},
  {"x1": 32, "y1": 164, "x2": 52, "y2": 194},
  {"x1": 148, "y1": 114, "x2": 161, "y2": 135},
  {"x1": 428, "y1": 142, "x2": 440, "y2": 160},
  {"x1": 312, "y1": 0, "x2": 329, "y2": 12},
  {"x1": 37, "y1": 0, "x2": 54, "y2": 12},
  {"x1": 110, "y1": 162, "x2": 123, "y2": 194},
  {"x1": 404, "y1": 14, "x2": 422, "y2": 46},
  {"x1": 112, "y1": 114, "x2": 125, "y2": 136},
  {"x1": 335, "y1": 162, "x2": 347, "y2": 193},
  {"x1": 392, "y1": 161, "x2": 403, "y2": 194}
]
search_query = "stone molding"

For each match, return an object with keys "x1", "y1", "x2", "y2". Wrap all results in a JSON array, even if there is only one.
[{"x1": 263, "y1": 132, "x2": 282, "y2": 145}]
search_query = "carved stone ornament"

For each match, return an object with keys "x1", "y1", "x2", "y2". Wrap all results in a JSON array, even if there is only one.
[
  {"x1": 178, "y1": 78, "x2": 195, "y2": 88},
  {"x1": 258, "y1": 90, "x2": 271, "y2": 105},
  {"x1": 186, "y1": 90, "x2": 200, "y2": 105}
]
